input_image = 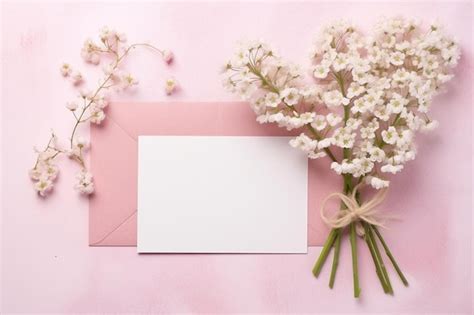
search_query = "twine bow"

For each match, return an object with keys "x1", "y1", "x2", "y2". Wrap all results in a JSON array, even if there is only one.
[{"x1": 320, "y1": 183, "x2": 388, "y2": 229}]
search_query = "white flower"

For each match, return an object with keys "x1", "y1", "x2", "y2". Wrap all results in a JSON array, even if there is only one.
[
  {"x1": 355, "y1": 158, "x2": 374, "y2": 176},
  {"x1": 317, "y1": 138, "x2": 332, "y2": 149},
  {"x1": 29, "y1": 167, "x2": 43, "y2": 181},
  {"x1": 34, "y1": 175, "x2": 53, "y2": 197},
  {"x1": 366, "y1": 176, "x2": 390, "y2": 189},
  {"x1": 60, "y1": 63, "x2": 72, "y2": 77},
  {"x1": 362, "y1": 90, "x2": 383, "y2": 110},
  {"x1": 73, "y1": 136, "x2": 89, "y2": 151},
  {"x1": 350, "y1": 57, "x2": 371, "y2": 73},
  {"x1": 333, "y1": 127, "x2": 356, "y2": 148},
  {"x1": 381, "y1": 163, "x2": 404, "y2": 174},
  {"x1": 222, "y1": 19, "x2": 460, "y2": 183},
  {"x1": 373, "y1": 105, "x2": 391, "y2": 121},
  {"x1": 289, "y1": 133, "x2": 318, "y2": 152},
  {"x1": 381, "y1": 126, "x2": 399, "y2": 145},
  {"x1": 284, "y1": 116, "x2": 305, "y2": 130},
  {"x1": 81, "y1": 39, "x2": 101, "y2": 64},
  {"x1": 330, "y1": 161, "x2": 343, "y2": 175},
  {"x1": 347, "y1": 83, "x2": 365, "y2": 99},
  {"x1": 351, "y1": 98, "x2": 368, "y2": 114},
  {"x1": 420, "y1": 120, "x2": 439, "y2": 132},
  {"x1": 368, "y1": 147, "x2": 386, "y2": 163},
  {"x1": 90, "y1": 109, "x2": 106, "y2": 125},
  {"x1": 66, "y1": 101, "x2": 78, "y2": 111},
  {"x1": 162, "y1": 50, "x2": 174, "y2": 64},
  {"x1": 332, "y1": 53, "x2": 349, "y2": 71},
  {"x1": 165, "y1": 77, "x2": 178, "y2": 95},
  {"x1": 311, "y1": 115, "x2": 327, "y2": 131},
  {"x1": 264, "y1": 92, "x2": 281, "y2": 108},
  {"x1": 346, "y1": 118, "x2": 362, "y2": 131},
  {"x1": 268, "y1": 113, "x2": 285, "y2": 123},
  {"x1": 323, "y1": 90, "x2": 349, "y2": 107},
  {"x1": 92, "y1": 94, "x2": 108, "y2": 109},
  {"x1": 71, "y1": 71, "x2": 83, "y2": 85},
  {"x1": 392, "y1": 68, "x2": 410, "y2": 82},
  {"x1": 75, "y1": 170, "x2": 94, "y2": 195},
  {"x1": 389, "y1": 51, "x2": 405, "y2": 66},
  {"x1": 280, "y1": 88, "x2": 300, "y2": 106},
  {"x1": 299, "y1": 112, "x2": 315, "y2": 124},
  {"x1": 308, "y1": 151, "x2": 327, "y2": 159},
  {"x1": 313, "y1": 64, "x2": 330, "y2": 79},
  {"x1": 43, "y1": 163, "x2": 59, "y2": 181},
  {"x1": 387, "y1": 93, "x2": 409, "y2": 114},
  {"x1": 256, "y1": 113, "x2": 270, "y2": 124},
  {"x1": 326, "y1": 113, "x2": 342, "y2": 126},
  {"x1": 122, "y1": 73, "x2": 139, "y2": 88}
]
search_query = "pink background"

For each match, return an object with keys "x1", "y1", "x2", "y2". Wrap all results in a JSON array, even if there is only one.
[{"x1": 1, "y1": 1, "x2": 473, "y2": 313}]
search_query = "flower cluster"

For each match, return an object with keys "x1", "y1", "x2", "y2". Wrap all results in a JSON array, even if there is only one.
[
  {"x1": 30, "y1": 27, "x2": 176, "y2": 197},
  {"x1": 223, "y1": 17, "x2": 460, "y2": 190}
]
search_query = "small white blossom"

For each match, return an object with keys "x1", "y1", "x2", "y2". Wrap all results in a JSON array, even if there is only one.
[
  {"x1": 311, "y1": 115, "x2": 327, "y2": 131},
  {"x1": 366, "y1": 176, "x2": 390, "y2": 189},
  {"x1": 387, "y1": 93, "x2": 409, "y2": 114},
  {"x1": 75, "y1": 170, "x2": 94, "y2": 195},
  {"x1": 326, "y1": 113, "x2": 342, "y2": 127},
  {"x1": 381, "y1": 163, "x2": 404, "y2": 174},
  {"x1": 313, "y1": 64, "x2": 330, "y2": 79},
  {"x1": 90, "y1": 109, "x2": 106, "y2": 125},
  {"x1": 289, "y1": 133, "x2": 318, "y2": 153},
  {"x1": 389, "y1": 51, "x2": 405, "y2": 66},
  {"x1": 66, "y1": 101, "x2": 78, "y2": 111},
  {"x1": 122, "y1": 73, "x2": 139, "y2": 89},
  {"x1": 265, "y1": 92, "x2": 281, "y2": 108},
  {"x1": 323, "y1": 90, "x2": 349, "y2": 107},
  {"x1": 299, "y1": 112, "x2": 315, "y2": 124},
  {"x1": 381, "y1": 126, "x2": 399, "y2": 145},
  {"x1": 420, "y1": 120, "x2": 439, "y2": 132},
  {"x1": 165, "y1": 77, "x2": 178, "y2": 95},
  {"x1": 368, "y1": 147, "x2": 386, "y2": 163},
  {"x1": 162, "y1": 50, "x2": 174, "y2": 64},
  {"x1": 280, "y1": 88, "x2": 300, "y2": 106},
  {"x1": 34, "y1": 175, "x2": 54, "y2": 197},
  {"x1": 60, "y1": 63, "x2": 72, "y2": 77}
]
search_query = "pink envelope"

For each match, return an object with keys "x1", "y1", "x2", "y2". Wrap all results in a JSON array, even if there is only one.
[{"x1": 89, "y1": 102, "x2": 341, "y2": 247}]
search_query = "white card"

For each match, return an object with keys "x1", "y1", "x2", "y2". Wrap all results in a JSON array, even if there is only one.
[{"x1": 137, "y1": 136, "x2": 308, "y2": 253}]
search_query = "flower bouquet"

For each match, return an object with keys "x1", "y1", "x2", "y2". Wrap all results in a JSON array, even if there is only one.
[{"x1": 222, "y1": 17, "x2": 460, "y2": 296}]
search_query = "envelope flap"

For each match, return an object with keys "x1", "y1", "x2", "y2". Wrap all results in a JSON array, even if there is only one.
[
  {"x1": 89, "y1": 117, "x2": 139, "y2": 245},
  {"x1": 107, "y1": 102, "x2": 294, "y2": 138}
]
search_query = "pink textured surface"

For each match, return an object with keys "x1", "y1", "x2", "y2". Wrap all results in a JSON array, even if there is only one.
[{"x1": 1, "y1": 1, "x2": 473, "y2": 313}]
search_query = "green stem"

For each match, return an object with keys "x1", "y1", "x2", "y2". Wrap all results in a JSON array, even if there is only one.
[
  {"x1": 373, "y1": 227, "x2": 409, "y2": 286},
  {"x1": 367, "y1": 224, "x2": 393, "y2": 294},
  {"x1": 349, "y1": 222, "x2": 361, "y2": 298},
  {"x1": 306, "y1": 125, "x2": 338, "y2": 162},
  {"x1": 312, "y1": 229, "x2": 337, "y2": 277},
  {"x1": 329, "y1": 228, "x2": 342, "y2": 288},
  {"x1": 363, "y1": 223, "x2": 389, "y2": 293}
]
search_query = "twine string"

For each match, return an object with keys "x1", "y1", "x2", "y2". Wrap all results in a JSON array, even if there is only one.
[{"x1": 320, "y1": 183, "x2": 388, "y2": 229}]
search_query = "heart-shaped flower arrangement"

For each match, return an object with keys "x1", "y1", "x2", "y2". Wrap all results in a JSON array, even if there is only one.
[{"x1": 222, "y1": 17, "x2": 460, "y2": 297}]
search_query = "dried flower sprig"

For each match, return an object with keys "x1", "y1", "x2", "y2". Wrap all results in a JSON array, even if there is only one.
[
  {"x1": 223, "y1": 17, "x2": 460, "y2": 296},
  {"x1": 30, "y1": 27, "x2": 176, "y2": 197}
]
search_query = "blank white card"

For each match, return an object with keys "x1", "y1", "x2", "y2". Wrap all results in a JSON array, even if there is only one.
[{"x1": 137, "y1": 136, "x2": 308, "y2": 253}]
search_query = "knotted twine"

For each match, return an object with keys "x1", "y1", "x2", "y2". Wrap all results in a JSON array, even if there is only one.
[{"x1": 320, "y1": 183, "x2": 388, "y2": 232}]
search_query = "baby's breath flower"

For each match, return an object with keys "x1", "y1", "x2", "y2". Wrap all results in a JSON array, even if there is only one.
[
  {"x1": 165, "y1": 77, "x2": 178, "y2": 95},
  {"x1": 222, "y1": 18, "x2": 459, "y2": 183}
]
